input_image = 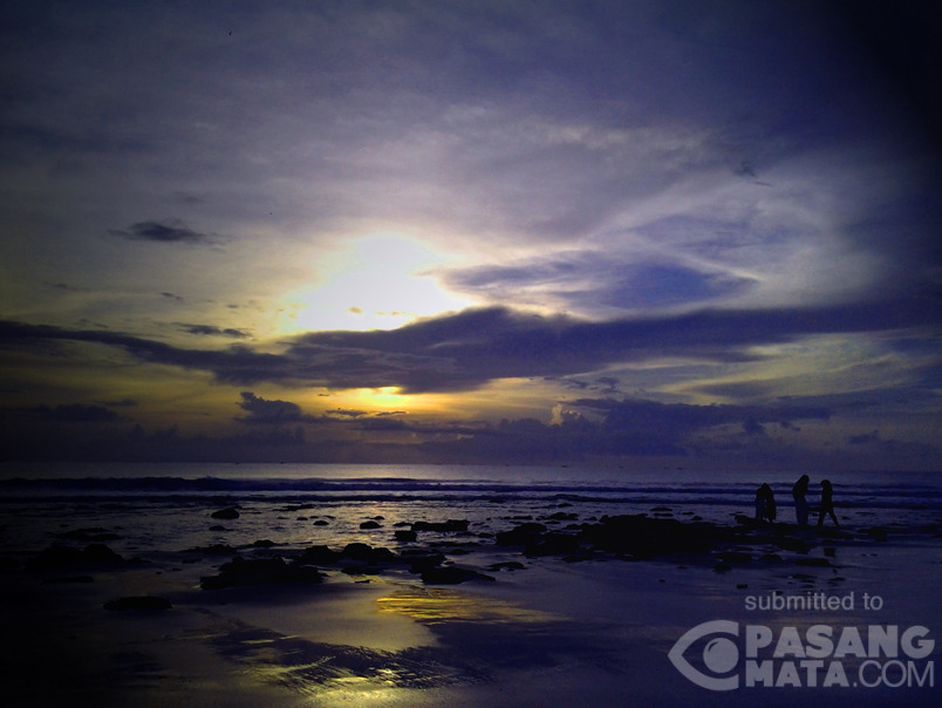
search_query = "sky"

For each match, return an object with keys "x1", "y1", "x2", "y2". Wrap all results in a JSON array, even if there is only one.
[{"x1": 1, "y1": 0, "x2": 940, "y2": 469}]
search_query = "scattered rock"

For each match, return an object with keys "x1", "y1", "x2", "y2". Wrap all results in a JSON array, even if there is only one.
[
  {"x1": 208, "y1": 525, "x2": 228, "y2": 532},
  {"x1": 487, "y1": 561, "x2": 526, "y2": 572},
  {"x1": 495, "y1": 523, "x2": 547, "y2": 546},
  {"x1": 312, "y1": 520, "x2": 329, "y2": 526},
  {"x1": 394, "y1": 530, "x2": 418, "y2": 542},
  {"x1": 29, "y1": 544, "x2": 126, "y2": 570},
  {"x1": 201, "y1": 557, "x2": 324, "y2": 590},
  {"x1": 56, "y1": 528, "x2": 121, "y2": 542},
  {"x1": 211, "y1": 508, "x2": 240, "y2": 520},
  {"x1": 359, "y1": 520, "x2": 382, "y2": 530},
  {"x1": 104, "y1": 596, "x2": 172, "y2": 611},
  {"x1": 546, "y1": 512, "x2": 578, "y2": 521},
  {"x1": 251, "y1": 539, "x2": 277, "y2": 548}
]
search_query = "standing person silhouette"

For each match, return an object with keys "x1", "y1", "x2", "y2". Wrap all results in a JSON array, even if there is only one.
[
  {"x1": 754, "y1": 483, "x2": 776, "y2": 523},
  {"x1": 817, "y1": 479, "x2": 840, "y2": 527},
  {"x1": 792, "y1": 474, "x2": 810, "y2": 526}
]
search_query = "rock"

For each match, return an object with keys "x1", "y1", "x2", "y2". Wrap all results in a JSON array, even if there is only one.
[
  {"x1": 211, "y1": 508, "x2": 240, "y2": 520},
  {"x1": 359, "y1": 520, "x2": 382, "y2": 529},
  {"x1": 312, "y1": 520, "x2": 329, "y2": 526},
  {"x1": 759, "y1": 553, "x2": 785, "y2": 564},
  {"x1": 56, "y1": 528, "x2": 122, "y2": 542},
  {"x1": 420, "y1": 566, "x2": 495, "y2": 585},
  {"x1": 393, "y1": 521, "x2": 412, "y2": 528},
  {"x1": 577, "y1": 515, "x2": 725, "y2": 559},
  {"x1": 201, "y1": 557, "x2": 325, "y2": 590},
  {"x1": 546, "y1": 512, "x2": 577, "y2": 521},
  {"x1": 412, "y1": 519, "x2": 470, "y2": 533},
  {"x1": 495, "y1": 523, "x2": 547, "y2": 546},
  {"x1": 394, "y1": 530, "x2": 418, "y2": 542},
  {"x1": 400, "y1": 550, "x2": 446, "y2": 573},
  {"x1": 44, "y1": 575, "x2": 93, "y2": 584},
  {"x1": 487, "y1": 561, "x2": 526, "y2": 572},
  {"x1": 251, "y1": 539, "x2": 277, "y2": 548},
  {"x1": 340, "y1": 543, "x2": 397, "y2": 564},
  {"x1": 29, "y1": 544, "x2": 126, "y2": 570},
  {"x1": 104, "y1": 596, "x2": 172, "y2": 611},
  {"x1": 865, "y1": 527, "x2": 888, "y2": 542},
  {"x1": 208, "y1": 525, "x2": 227, "y2": 531}
]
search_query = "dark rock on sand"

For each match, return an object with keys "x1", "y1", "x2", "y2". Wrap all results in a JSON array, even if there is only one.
[
  {"x1": 104, "y1": 596, "x2": 172, "y2": 611},
  {"x1": 546, "y1": 512, "x2": 577, "y2": 521},
  {"x1": 487, "y1": 561, "x2": 526, "y2": 571},
  {"x1": 56, "y1": 527, "x2": 122, "y2": 542},
  {"x1": 201, "y1": 557, "x2": 325, "y2": 590},
  {"x1": 211, "y1": 508, "x2": 240, "y2": 520},
  {"x1": 394, "y1": 530, "x2": 418, "y2": 542},
  {"x1": 865, "y1": 527, "x2": 888, "y2": 541},
  {"x1": 400, "y1": 550, "x2": 446, "y2": 573},
  {"x1": 420, "y1": 566, "x2": 495, "y2": 585},
  {"x1": 495, "y1": 523, "x2": 547, "y2": 546},
  {"x1": 251, "y1": 539, "x2": 278, "y2": 548},
  {"x1": 412, "y1": 519, "x2": 469, "y2": 533},
  {"x1": 312, "y1": 520, "x2": 329, "y2": 526},
  {"x1": 360, "y1": 520, "x2": 382, "y2": 530},
  {"x1": 29, "y1": 543, "x2": 126, "y2": 570},
  {"x1": 208, "y1": 525, "x2": 228, "y2": 531},
  {"x1": 340, "y1": 543, "x2": 397, "y2": 564}
]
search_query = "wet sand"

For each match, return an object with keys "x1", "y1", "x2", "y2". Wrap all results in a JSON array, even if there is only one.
[{"x1": 1, "y1": 502, "x2": 941, "y2": 706}]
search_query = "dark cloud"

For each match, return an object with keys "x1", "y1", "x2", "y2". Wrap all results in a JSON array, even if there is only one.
[
  {"x1": 180, "y1": 323, "x2": 250, "y2": 338},
  {"x1": 236, "y1": 392, "x2": 309, "y2": 424},
  {"x1": 1, "y1": 295, "x2": 939, "y2": 393},
  {"x1": 35, "y1": 403, "x2": 120, "y2": 423},
  {"x1": 108, "y1": 220, "x2": 214, "y2": 245},
  {"x1": 848, "y1": 430, "x2": 880, "y2": 445}
]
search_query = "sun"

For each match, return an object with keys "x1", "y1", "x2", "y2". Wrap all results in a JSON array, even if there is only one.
[{"x1": 276, "y1": 233, "x2": 474, "y2": 334}]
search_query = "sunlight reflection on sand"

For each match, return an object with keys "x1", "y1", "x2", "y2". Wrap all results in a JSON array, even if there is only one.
[{"x1": 376, "y1": 588, "x2": 560, "y2": 624}]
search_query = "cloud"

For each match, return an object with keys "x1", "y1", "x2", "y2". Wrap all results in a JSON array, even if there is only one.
[
  {"x1": 35, "y1": 403, "x2": 120, "y2": 423},
  {"x1": 180, "y1": 324, "x2": 250, "y2": 338},
  {"x1": 848, "y1": 430, "x2": 880, "y2": 445},
  {"x1": 1, "y1": 295, "x2": 939, "y2": 393},
  {"x1": 441, "y1": 252, "x2": 756, "y2": 313},
  {"x1": 108, "y1": 220, "x2": 214, "y2": 244},
  {"x1": 236, "y1": 392, "x2": 309, "y2": 424}
]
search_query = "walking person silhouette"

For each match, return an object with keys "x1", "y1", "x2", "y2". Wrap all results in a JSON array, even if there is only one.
[
  {"x1": 792, "y1": 474, "x2": 810, "y2": 526},
  {"x1": 817, "y1": 479, "x2": 840, "y2": 527},
  {"x1": 754, "y1": 483, "x2": 776, "y2": 523}
]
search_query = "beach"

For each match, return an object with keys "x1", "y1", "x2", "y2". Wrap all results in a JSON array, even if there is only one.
[{"x1": 1, "y1": 464, "x2": 940, "y2": 706}]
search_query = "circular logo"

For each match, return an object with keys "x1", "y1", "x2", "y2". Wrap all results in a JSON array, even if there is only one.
[{"x1": 703, "y1": 637, "x2": 739, "y2": 674}]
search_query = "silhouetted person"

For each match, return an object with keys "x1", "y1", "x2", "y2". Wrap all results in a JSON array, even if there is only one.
[
  {"x1": 792, "y1": 474, "x2": 810, "y2": 526},
  {"x1": 754, "y1": 483, "x2": 776, "y2": 523},
  {"x1": 817, "y1": 479, "x2": 840, "y2": 527}
]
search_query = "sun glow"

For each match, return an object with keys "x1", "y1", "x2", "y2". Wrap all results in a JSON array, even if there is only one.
[{"x1": 277, "y1": 233, "x2": 474, "y2": 334}]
